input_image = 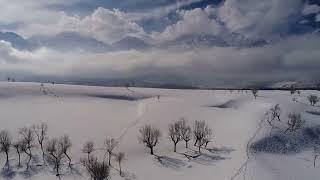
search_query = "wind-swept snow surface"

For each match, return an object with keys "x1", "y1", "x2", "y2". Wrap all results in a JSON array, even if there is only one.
[{"x1": 0, "y1": 82, "x2": 319, "y2": 180}]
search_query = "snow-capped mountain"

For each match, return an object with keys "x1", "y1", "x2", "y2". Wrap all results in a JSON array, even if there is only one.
[{"x1": 112, "y1": 36, "x2": 150, "y2": 51}]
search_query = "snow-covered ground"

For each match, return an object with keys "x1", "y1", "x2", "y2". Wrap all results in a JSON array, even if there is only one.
[{"x1": 0, "y1": 82, "x2": 320, "y2": 180}]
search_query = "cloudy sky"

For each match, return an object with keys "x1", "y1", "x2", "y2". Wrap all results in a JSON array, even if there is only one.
[{"x1": 0, "y1": 0, "x2": 319, "y2": 88}]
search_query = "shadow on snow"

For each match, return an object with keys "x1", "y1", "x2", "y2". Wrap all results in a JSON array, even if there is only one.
[{"x1": 251, "y1": 125, "x2": 320, "y2": 154}]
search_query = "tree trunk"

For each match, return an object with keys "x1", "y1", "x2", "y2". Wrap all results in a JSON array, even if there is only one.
[
  {"x1": 194, "y1": 139, "x2": 198, "y2": 146},
  {"x1": 27, "y1": 154, "x2": 32, "y2": 170},
  {"x1": 185, "y1": 141, "x2": 188, "y2": 148},
  {"x1": 315, "y1": 155, "x2": 318, "y2": 167},
  {"x1": 119, "y1": 162, "x2": 122, "y2": 176},
  {"x1": 150, "y1": 147, "x2": 154, "y2": 155},
  {"x1": 174, "y1": 143, "x2": 177, "y2": 152},
  {"x1": 17, "y1": 151, "x2": 21, "y2": 167},
  {"x1": 108, "y1": 152, "x2": 111, "y2": 165},
  {"x1": 56, "y1": 161, "x2": 60, "y2": 176},
  {"x1": 5, "y1": 151, "x2": 9, "y2": 164},
  {"x1": 40, "y1": 143, "x2": 44, "y2": 156},
  {"x1": 28, "y1": 147, "x2": 33, "y2": 158},
  {"x1": 198, "y1": 145, "x2": 201, "y2": 153}
]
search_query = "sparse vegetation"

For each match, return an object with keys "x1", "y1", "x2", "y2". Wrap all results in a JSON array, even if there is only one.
[{"x1": 81, "y1": 156, "x2": 110, "y2": 180}]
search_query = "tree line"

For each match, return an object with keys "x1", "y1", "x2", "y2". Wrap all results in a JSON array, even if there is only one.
[
  {"x1": 0, "y1": 123, "x2": 125, "y2": 180},
  {"x1": 138, "y1": 119, "x2": 213, "y2": 156}
]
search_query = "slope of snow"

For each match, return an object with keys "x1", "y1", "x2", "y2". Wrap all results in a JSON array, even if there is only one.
[{"x1": 0, "y1": 82, "x2": 319, "y2": 180}]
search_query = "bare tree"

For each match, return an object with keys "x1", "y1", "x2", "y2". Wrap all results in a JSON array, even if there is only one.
[
  {"x1": 193, "y1": 120, "x2": 212, "y2": 152},
  {"x1": 105, "y1": 138, "x2": 118, "y2": 165},
  {"x1": 19, "y1": 127, "x2": 34, "y2": 157},
  {"x1": 285, "y1": 113, "x2": 305, "y2": 133},
  {"x1": 0, "y1": 130, "x2": 12, "y2": 168},
  {"x1": 269, "y1": 104, "x2": 281, "y2": 122},
  {"x1": 168, "y1": 121, "x2": 182, "y2": 152},
  {"x1": 290, "y1": 85, "x2": 296, "y2": 95},
  {"x1": 194, "y1": 121, "x2": 203, "y2": 147},
  {"x1": 33, "y1": 123, "x2": 48, "y2": 157},
  {"x1": 46, "y1": 138, "x2": 64, "y2": 176},
  {"x1": 297, "y1": 90, "x2": 301, "y2": 96},
  {"x1": 82, "y1": 141, "x2": 95, "y2": 160},
  {"x1": 180, "y1": 118, "x2": 192, "y2": 148},
  {"x1": 59, "y1": 135, "x2": 72, "y2": 167},
  {"x1": 138, "y1": 125, "x2": 161, "y2": 155},
  {"x1": 115, "y1": 152, "x2": 125, "y2": 176},
  {"x1": 81, "y1": 156, "x2": 110, "y2": 180},
  {"x1": 251, "y1": 89, "x2": 258, "y2": 99},
  {"x1": 308, "y1": 95, "x2": 319, "y2": 106},
  {"x1": 203, "y1": 126, "x2": 213, "y2": 149},
  {"x1": 13, "y1": 141, "x2": 23, "y2": 167}
]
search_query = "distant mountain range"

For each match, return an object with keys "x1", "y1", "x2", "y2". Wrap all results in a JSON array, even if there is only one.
[
  {"x1": 30, "y1": 32, "x2": 113, "y2": 52},
  {"x1": 0, "y1": 31, "x2": 149, "y2": 52},
  {"x1": 0, "y1": 31, "x2": 271, "y2": 52},
  {"x1": 268, "y1": 81, "x2": 320, "y2": 90}
]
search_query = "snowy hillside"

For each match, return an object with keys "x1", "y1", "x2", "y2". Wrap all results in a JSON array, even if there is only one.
[{"x1": 0, "y1": 82, "x2": 320, "y2": 180}]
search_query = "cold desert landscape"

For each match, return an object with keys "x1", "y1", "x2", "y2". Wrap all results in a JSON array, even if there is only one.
[
  {"x1": 0, "y1": 82, "x2": 319, "y2": 180},
  {"x1": 0, "y1": 0, "x2": 320, "y2": 179}
]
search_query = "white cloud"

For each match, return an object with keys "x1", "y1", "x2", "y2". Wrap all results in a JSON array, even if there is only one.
[
  {"x1": 302, "y1": 4, "x2": 320, "y2": 15},
  {"x1": 77, "y1": 8, "x2": 146, "y2": 43},
  {"x1": 152, "y1": 7, "x2": 222, "y2": 42},
  {"x1": 0, "y1": 0, "x2": 205, "y2": 43},
  {"x1": 0, "y1": 0, "x2": 81, "y2": 26},
  {"x1": 316, "y1": 14, "x2": 320, "y2": 22},
  {"x1": 10, "y1": 7, "x2": 146, "y2": 43},
  {"x1": 217, "y1": 0, "x2": 303, "y2": 39}
]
